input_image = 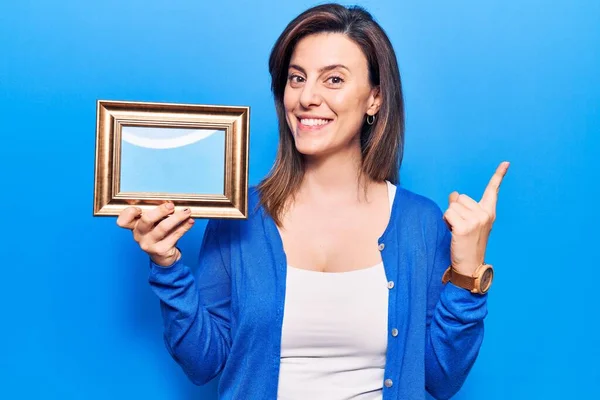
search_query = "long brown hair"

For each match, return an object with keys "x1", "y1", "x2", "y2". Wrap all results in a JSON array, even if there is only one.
[{"x1": 257, "y1": 3, "x2": 405, "y2": 225}]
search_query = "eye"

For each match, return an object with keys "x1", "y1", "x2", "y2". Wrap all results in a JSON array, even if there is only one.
[
  {"x1": 288, "y1": 74, "x2": 305, "y2": 86},
  {"x1": 326, "y1": 75, "x2": 344, "y2": 86}
]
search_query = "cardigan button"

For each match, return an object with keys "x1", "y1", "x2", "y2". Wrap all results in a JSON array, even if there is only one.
[
  {"x1": 384, "y1": 379, "x2": 393, "y2": 388},
  {"x1": 378, "y1": 243, "x2": 385, "y2": 251},
  {"x1": 391, "y1": 328, "x2": 399, "y2": 337},
  {"x1": 387, "y1": 281, "x2": 395, "y2": 289}
]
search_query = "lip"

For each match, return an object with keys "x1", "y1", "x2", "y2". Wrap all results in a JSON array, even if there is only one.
[
  {"x1": 296, "y1": 115, "x2": 334, "y2": 131},
  {"x1": 297, "y1": 114, "x2": 333, "y2": 120}
]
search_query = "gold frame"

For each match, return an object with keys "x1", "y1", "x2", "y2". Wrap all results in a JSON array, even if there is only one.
[{"x1": 93, "y1": 99, "x2": 249, "y2": 219}]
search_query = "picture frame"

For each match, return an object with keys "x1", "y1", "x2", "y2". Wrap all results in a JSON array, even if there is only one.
[{"x1": 93, "y1": 99, "x2": 250, "y2": 219}]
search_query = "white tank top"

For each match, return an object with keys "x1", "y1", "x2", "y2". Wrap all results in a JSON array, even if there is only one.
[{"x1": 278, "y1": 181, "x2": 396, "y2": 400}]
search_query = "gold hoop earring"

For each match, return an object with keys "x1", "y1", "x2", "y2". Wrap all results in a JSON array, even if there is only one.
[{"x1": 366, "y1": 114, "x2": 375, "y2": 125}]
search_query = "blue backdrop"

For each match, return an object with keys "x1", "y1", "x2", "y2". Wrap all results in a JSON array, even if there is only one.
[{"x1": 1, "y1": 0, "x2": 598, "y2": 398}]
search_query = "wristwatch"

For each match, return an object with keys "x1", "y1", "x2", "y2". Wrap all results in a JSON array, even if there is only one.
[{"x1": 442, "y1": 263, "x2": 494, "y2": 294}]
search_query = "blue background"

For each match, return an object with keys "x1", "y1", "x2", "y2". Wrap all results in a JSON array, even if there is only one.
[{"x1": 1, "y1": 0, "x2": 598, "y2": 399}]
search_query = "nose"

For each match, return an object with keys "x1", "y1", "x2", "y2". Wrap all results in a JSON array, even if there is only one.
[{"x1": 299, "y1": 80, "x2": 322, "y2": 109}]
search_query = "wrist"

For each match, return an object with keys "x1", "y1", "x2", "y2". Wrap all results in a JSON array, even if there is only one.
[
  {"x1": 452, "y1": 261, "x2": 483, "y2": 276},
  {"x1": 151, "y1": 248, "x2": 181, "y2": 267}
]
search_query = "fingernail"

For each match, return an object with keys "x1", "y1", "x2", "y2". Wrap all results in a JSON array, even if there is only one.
[
  {"x1": 165, "y1": 203, "x2": 174, "y2": 210},
  {"x1": 188, "y1": 218, "x2": 194, "y2": 224}
]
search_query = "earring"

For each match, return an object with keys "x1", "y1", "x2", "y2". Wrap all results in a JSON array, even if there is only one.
[{"x1": 366, "y1": 114, "x2": 376, "y2": 125}]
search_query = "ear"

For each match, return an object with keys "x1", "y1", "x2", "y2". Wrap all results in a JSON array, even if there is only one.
[{"x1": 367, "y1": 86, "x2": 382, "y2": 116}]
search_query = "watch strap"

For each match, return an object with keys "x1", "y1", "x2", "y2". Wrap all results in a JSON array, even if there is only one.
[
  {"x1": 442, "y1": 266, "x2": 477, "y2": 292},
  {"x1": 450, "y1": 269, "x2": 476, "y2": 290}
]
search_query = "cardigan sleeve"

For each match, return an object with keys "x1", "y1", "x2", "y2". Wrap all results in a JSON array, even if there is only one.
[
  {"x1": 147, "y1": 218, "x2": 232, "y2": 386},
  {"x1": 424, "y1": 208, "x2": 488, "y2": 399}
]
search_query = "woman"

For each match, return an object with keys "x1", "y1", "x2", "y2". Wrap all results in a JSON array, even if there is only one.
[{"x1": 117, "y1": 3, "x2": 508, "y2": 399}]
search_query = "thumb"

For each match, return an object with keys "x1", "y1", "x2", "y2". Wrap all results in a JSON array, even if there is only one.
[{"x1": 117, "y1": 206, "x2": 143, "y2": 230}]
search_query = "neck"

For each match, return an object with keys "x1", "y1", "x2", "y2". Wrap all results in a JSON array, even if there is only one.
[{"x1": 299, "y1": 144, "x2": 371, "y2": 202}]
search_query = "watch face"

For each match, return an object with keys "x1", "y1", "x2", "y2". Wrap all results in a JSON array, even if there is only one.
[{"x1": 480, "y1": 268, "x2": 494, "y2": 292}]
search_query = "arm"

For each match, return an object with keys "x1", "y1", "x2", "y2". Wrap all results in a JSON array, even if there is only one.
[
  {"x1": 147, "y1": 219, "x2": 232, "y2": 386},
  {"x1": 426, "y1": 162, "x2": 509, "y2": 398},
  {"x1": 424, "y1": 213, "x2": 487, "y2": 399}
]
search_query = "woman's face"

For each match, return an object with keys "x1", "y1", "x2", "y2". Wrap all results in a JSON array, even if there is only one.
[{"x1": 283, "y1": 32, "x2": 381, "y2": 159}]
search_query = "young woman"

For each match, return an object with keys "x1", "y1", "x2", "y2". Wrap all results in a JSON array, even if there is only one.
[{"x1": 117, "y1": 3, "x2": 508, "y2": 399}]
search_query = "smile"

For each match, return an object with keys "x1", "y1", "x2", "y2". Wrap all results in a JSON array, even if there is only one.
[{"x1": 297, "y1": 117, "x2": 333, "y2": 130}]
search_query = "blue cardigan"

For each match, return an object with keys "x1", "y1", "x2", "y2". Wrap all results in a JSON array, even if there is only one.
[{"x1": 148, "y1": 186, "x2": 487, "y2": 399}]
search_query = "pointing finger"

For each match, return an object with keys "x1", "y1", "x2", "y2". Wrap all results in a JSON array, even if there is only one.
[{"x1": 480, "y1": 161, "x2": 510, "y2": 212}]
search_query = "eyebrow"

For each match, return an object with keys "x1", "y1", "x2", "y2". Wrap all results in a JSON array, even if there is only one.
[{"x1": 288, "y1": 64, "x2": 350, "y2": 74}]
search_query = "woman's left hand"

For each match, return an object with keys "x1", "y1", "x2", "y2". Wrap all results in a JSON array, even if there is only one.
[{"x1": 443, "y1": 161, "x2": 510, "y2": 276}]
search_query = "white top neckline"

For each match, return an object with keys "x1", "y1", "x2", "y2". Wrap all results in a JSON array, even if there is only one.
[{"x1": 286, "y1": 180, "x2": 395, "y2": 275}]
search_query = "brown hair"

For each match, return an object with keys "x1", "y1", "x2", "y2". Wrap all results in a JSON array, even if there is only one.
[{"x1": 258, "y1": 3, "x2": 405, "y2": 225}]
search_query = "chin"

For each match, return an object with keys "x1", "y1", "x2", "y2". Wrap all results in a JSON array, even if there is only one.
[
  {"x1": 294, "y1": 142, "x2": 326, "y2": 157},
  {"x1": 292, "y1": 133, "x2": 331, "y2": 156}
]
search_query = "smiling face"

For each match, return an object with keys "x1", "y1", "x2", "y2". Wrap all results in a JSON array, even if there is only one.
[{"x1": 283, "y1": 33, "x2": 381, "y2": 159}]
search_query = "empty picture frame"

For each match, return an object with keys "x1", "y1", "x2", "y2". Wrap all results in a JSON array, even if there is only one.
[{"x1": 93, "y1": 99, "x2": 249, "y2": 219}]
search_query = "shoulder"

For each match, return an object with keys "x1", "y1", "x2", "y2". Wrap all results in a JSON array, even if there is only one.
[
  {"x1": 394, "y1": 185, "x2": 445, "y2": 221},
  {"x1": 388, "y1": 186, "x2": 450, "y2": 260},
  {"x1": 390, "y1": 185, "x2": 448, "y2": 242}
]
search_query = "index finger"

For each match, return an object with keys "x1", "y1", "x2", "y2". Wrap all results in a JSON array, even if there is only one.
[{"x1": 480, "y1": 161, "x2": 510, "y2": 212}]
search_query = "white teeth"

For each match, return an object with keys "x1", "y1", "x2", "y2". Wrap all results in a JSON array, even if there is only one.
[{"x1": 300, "y1": 118, "x2": 330, "y2": 126}]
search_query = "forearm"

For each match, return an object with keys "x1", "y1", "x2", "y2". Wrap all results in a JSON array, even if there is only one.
[
  {"x1": 148, "y1": 259, "x2": 230, "y2": 385},
  {"x1": 425, "y1": 283, "x2": 487, "y2": 399}
]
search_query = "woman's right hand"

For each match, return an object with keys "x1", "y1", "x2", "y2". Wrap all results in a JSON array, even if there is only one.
[{"x1": 116, "y1": 202, "x2": 195, "y2": 267}]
